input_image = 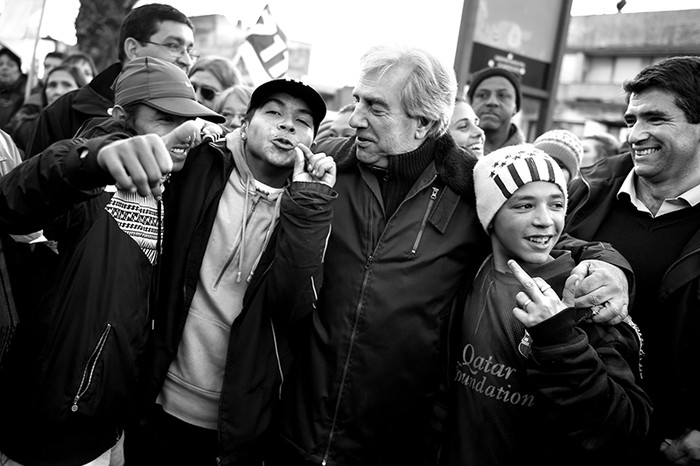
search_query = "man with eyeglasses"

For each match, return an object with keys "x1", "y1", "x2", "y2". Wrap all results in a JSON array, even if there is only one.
[{"x1": 26, "y1": 3, "x2": 200, "y2": 158}]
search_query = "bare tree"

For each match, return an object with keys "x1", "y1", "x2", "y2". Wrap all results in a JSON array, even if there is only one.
[{"x1": 75, "y1": 0, "x2": 138, "y2": 72}]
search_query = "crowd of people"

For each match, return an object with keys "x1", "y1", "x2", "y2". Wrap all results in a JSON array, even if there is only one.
[{"x1": 0, "y1": 3, "x2": 697, "y2": 466}]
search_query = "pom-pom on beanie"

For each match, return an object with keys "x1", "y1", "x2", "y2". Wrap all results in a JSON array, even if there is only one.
[{"x1": 533, "y1": 129, "x2": 583, "y2": 179}]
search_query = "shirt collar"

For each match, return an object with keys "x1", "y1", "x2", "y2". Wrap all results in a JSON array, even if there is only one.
[{"x1": 617, "y1": 170, "x2": 700, "y2": 217}]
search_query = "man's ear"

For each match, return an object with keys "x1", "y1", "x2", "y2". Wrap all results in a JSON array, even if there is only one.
[
  {"x1": 415, "y1": 117, "x2": 433, "y2": 140},
  {"x1": 123, "y1": 37, "x2": 141, "y2": 61},
  {"x1": 111, "y1": 105, "x2": 127, "y2": 123}
]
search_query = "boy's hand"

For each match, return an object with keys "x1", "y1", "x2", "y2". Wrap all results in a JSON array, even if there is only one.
[
  {"x1": 570, "y1": 259, "x2": 629, "y2": 325},
  {"x1": 509, "y1": 259, "x2": 577, "y2": 328},
  {"x1": 292, "y1": 143, "x2": 336, "y2": 187}
]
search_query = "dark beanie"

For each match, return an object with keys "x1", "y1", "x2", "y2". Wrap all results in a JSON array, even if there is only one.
[
  {"x1": 0, "y1": 48, "x2": 21, "y2": 70},
  {"x1": 467, "y1": 67, "x2": 522, "y2": 112}
]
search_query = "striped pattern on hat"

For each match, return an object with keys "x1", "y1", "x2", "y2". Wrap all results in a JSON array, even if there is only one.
[{"x1": 473, "y1": 143, "x2": 568, "y2": 232}]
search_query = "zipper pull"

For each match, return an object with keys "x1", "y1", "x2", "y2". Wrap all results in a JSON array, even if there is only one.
[
  {"x1": 430, "y1": 186, "x2": 439, "y2": 199},
  {"x1": 71, "y1": 397, "x2": 79, "y2": 412}
]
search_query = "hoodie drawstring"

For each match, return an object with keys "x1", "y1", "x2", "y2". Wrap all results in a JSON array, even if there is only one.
[
  {"x1": 236, "y1": 176, "x2": 252, "y2": 283},
  {"x1": 246, "y1": 193, "x2": 283, "y2": 283}
]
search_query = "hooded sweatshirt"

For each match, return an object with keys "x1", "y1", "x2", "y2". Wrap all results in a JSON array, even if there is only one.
[{"x1": 158, "y1": 130, "x2": 284, "y2": 428}]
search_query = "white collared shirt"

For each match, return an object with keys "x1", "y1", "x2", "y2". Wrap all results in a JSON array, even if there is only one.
[{"x1": 617, "y1": 170, "x2": 700, "y2": 217}]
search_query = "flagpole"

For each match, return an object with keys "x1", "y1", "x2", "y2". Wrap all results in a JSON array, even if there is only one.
[{"x1": 25, "y1": 0, "x2": 48, "y2": 101}]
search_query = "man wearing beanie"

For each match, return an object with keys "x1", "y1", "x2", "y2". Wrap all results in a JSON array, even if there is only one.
[
  {"x1": 447, "y1": 143, "x2": 650, "y2": 466},
  {"x1": 467, "y1": 66, "x2": 525, "y2": 155},
  {"x1": 534, "y1": 128, "x2": 584, "y2": 183}
]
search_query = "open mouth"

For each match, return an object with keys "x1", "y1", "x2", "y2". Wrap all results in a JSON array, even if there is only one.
[
  {"x1": 634, "y1": 147, "x2": 659, "y2": 156},
  {"x1": 467, "y1": 143, "x2": 483, "y2": 153},
  {"x1": 525, "y1": 235, "x2": 553, "y2": 247},
  {"x1": 169, "y1": 146, "x2": 188, "y2": 156}
]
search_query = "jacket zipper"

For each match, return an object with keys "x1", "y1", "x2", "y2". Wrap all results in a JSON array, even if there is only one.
[
  {"x1": 321, "y1": 254, "x2": 375, "y2": 465},
  {"x1": 410, "y1": 186, "x2": 440, "y2": 255},
  {"x1": 321, "y1": 177, "x2": 439, "y2": 464},
  {"x1": 71, "y1": 323, "x2": 112, "y2": 412}
]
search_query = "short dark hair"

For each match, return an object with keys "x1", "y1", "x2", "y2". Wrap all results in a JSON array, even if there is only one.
[
  {"x1": 119, "y1": 3, "x2": 194, "y2": 63},
  {"x1": 62, "y1": 52, "x2": 97, "y2": 77},
  {"x1": 623, "y1": 56, "x2": 700, "y2": 124},
  {"x1": 44, "y1": 51, "x2": 66, "y2": 62}
]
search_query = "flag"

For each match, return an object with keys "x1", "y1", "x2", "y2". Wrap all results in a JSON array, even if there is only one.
[
  {"x1": 235, "y1": 5, "x2": 289, "y2": 86},
  {"x1": 0, "y1": 0, "x2": 48, "y2": 99},
  {"x1": 0, "y1": 0, "x2": 46, "y2": 42}
]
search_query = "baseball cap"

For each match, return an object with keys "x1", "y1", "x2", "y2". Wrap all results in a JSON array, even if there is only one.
[
  {"x1": 247, "y1": 78, "x2": 327, "y2": 134},
  {"x1": 113, "y1": 56, "x2": 225, "y2": 123}
]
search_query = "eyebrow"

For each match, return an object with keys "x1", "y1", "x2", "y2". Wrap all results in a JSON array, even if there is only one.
[{"x1": 623, "y1": 108, "x2": 672, "y2": 124}]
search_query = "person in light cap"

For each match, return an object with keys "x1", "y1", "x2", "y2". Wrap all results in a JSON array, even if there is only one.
[
  {"x1": 0, "y1": 56, "x2": 224, "y2": 465},
  {"x1": 124, "y1": 77, "x2": 337, "y2": 465},
  {"x1": 533, "y1": 129, "x2": 584, "y2": 184},
  {"x1": 446, "y1": 142, "x2": 651, "y2": 466}
]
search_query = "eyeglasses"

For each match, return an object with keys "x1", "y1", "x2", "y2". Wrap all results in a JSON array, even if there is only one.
[
  {"x1": 192, "y1": 83, "x2": 220, "y2": 101},
  {"x1": 141, "y1": 40, "x2": 200, "y2": 59}
]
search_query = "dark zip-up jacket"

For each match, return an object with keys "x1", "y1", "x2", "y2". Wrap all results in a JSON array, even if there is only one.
[
  {"x1": 139, "y1": 138, "x2": 336, "y2": 465},
  {"x1": 26, "y1": 63, "x2": 121, "y2": 157},
  {"x1": 0, "y1": 133, "x2": 154, "y2": 465},
  {"x1": 275, "y1": 134, "x2": 630, "y2": 466},
  {"x1": 566, "y1": 151, "x2": 700, "y2": 449}
]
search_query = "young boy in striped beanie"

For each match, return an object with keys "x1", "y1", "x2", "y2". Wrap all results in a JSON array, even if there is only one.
[{"x1": 446, "y1": 143, "x2": 649, "y2": 466}]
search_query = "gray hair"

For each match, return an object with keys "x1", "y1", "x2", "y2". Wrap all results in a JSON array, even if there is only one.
[{"x1": 359, "y1": 45, "x2": 457, "y2": 139}]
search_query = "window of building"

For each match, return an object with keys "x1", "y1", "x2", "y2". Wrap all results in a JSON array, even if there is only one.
[
  {"x1": 584, "y1": 56, "x2": 614, "y2": 83},
  {"x1": 612, "y1": 57, "x2": 646, "y2": 83}
]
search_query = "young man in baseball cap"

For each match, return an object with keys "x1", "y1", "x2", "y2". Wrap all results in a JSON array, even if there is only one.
[
  {"x1": 0, "y1": 56, "x2": 224, "y2": 466},
  {"x1": 125, "y1": 78, "x2": 337, "y2": 465}
]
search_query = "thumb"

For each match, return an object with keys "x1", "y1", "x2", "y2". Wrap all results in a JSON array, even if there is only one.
[{"x1": 562, "y1": 274, "x2": 579, "y2": 308}]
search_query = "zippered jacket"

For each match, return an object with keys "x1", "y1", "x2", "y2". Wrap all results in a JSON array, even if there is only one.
[
  {"x1": 0, "y1": 133, "x2": 156, "y2": 466},
  {"x1": 274, "y1": 134, "x2": 632, "y2": 466},
  {"x1": 566, "y1": 151, "x2": 700, "y2": 449},
  {"x1": 139, "y1": 137, "x2": 336, "y2": 465}
]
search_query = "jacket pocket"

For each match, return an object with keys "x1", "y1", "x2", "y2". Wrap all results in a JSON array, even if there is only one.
[{"x1": 71, "y1": 323, "x2": 112, "y2": 413}]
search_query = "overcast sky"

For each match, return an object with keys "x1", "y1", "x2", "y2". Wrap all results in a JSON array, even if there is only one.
[{"x1": 29, "y1": 0, "x2": 700, "y2": 87}]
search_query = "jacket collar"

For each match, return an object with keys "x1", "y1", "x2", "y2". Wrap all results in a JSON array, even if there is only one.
[{"x1": 336, "y1": 132, "x2": 477, "y2": 204}]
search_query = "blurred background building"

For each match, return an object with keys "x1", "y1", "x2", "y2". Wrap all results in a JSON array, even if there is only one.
[{"x1": 554, "y1": 8, "x2": 700, "y2": 142}]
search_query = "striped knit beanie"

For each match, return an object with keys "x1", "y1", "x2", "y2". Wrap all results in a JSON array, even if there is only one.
[
  {"x1": 474, "y1": 143, "x2": 568, "y2": 232},
  {"x1": 533, "y1": 129, "x2": 583, "y2": 179}
]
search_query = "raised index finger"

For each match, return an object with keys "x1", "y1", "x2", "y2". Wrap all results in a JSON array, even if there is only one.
[
  {"x1": 507, "y1": 259, "x2": 539, "y2": 296},
  {"x1": 296, "y1": 143, "x2": 314, "y2": 161}
]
